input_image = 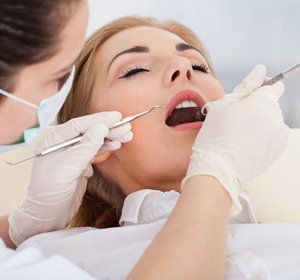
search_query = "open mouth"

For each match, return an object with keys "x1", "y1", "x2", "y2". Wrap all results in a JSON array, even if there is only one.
[{"x1": 165, "y1": 90, "x2": 207, "y2": 128}]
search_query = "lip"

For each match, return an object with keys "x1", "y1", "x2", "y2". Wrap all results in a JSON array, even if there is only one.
[
  {"x1": 165, "y1": 90, "x2": 207, "y2": 120},
  {"x1": 171, "y1": 121, "x2": 203, "y2": 131}
]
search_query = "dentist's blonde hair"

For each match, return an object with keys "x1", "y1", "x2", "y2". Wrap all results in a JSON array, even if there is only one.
[{"x1": 58, "y1": 16, "x2": 215, "y2": 229}]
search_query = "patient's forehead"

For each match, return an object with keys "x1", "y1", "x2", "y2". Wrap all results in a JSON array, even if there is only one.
[{"x1": 98, "y1": 26, "x2": 186, "y2": 64}]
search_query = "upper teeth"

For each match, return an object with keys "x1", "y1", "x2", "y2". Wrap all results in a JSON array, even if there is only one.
[{"x1": 175, "y1": 100, "x2": 198, "y2": 109}]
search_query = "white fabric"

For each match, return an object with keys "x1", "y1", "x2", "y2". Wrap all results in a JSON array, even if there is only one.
[
  {"x1": 0, "y1": 238, "x2": 94, "y2": 279},
  {"x1": 9, "y1": 112, "x2": 133, "y2": 246},
  {"x1": 181, "y1": 65, "x2": 290, "y2": 216},
  {"x1": 17, "y1": 189, "x2": 300, "y2": 279}
]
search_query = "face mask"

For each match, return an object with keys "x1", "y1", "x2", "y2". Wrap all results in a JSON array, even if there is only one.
[{"x1": 0, "y1": 68, "x2": 74, "y2": 154}]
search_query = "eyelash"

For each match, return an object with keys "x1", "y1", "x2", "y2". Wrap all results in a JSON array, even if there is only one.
[
  {"x1": 56, "y1": 72, "x2": 71, "y2": 90},
  {"x1": 118, "y1": 62, "x2": 209, "y2": 79},
  {"x1": 119, "y1": 66, "x2": 149, "y2": 79},
  {"x1": 191, "y1": 63, "x2": 209, "y2": 73}
]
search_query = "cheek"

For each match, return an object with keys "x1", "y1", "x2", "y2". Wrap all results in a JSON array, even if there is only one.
[
  {"x1": 195, "y1": 76, "x2": 225, "y2": 101},
  {"x1": 0, "y1": 98, "x2": 38, "y2": 144},
  {"x1": 96, "y1": 80, "x2": 159, "y2": 117}
]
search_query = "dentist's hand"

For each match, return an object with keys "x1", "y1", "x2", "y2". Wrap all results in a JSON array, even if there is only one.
[
  {"x1": 181, "y1": 65, "x2": 289, "y2": 216},
  {"x1": 9, "y1": 112, "x2": 133, "y2": 246}
]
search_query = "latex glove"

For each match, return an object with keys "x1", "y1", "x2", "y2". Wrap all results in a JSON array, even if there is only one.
[
  {"x1": 9, "y1": 111, "x2": 133, "y2": 246},
  {"x1": 181, "y1": 65, "x2": 289, "y2": 216}
]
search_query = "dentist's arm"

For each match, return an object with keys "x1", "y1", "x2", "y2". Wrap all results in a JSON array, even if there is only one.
[
  {"x1": 128, "y1": 65, "x2": 289, "y2": 280},
  {"x1": 7, "y1": 111, "x2": 132, "y2": 246}
]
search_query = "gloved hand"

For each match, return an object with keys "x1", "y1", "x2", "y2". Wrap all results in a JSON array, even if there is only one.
[
  {"x1": 9, "y1": 111, "x2": 133, "y2": 246},
  {"x1": 181, "y1": 65, "x2": 289, "y2": 216}
]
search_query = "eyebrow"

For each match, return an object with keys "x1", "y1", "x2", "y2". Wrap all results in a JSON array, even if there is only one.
[
  {"x1": 107, "y1": 46, "x2": 150, "y2": 73},
  {"x1": 175, "y1": 42, "x2": 203, "y2": 55}
]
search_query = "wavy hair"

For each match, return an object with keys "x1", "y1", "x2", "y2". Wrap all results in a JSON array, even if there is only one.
[{"x1": 58, "y1": 16, "x2": 215, "y2": 229}]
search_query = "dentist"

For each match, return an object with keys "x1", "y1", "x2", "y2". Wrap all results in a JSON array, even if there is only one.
[
  {"x1": 0, "y1": 0, "x2": 131, "y2": 278},
  {"x1": 0, "y1": 1, "x2": 289, "y2": 279}
]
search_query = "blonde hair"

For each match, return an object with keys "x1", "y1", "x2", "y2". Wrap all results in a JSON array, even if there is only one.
[{"x1": 58, "y1": 16, "x2": 215, "y2": 229}]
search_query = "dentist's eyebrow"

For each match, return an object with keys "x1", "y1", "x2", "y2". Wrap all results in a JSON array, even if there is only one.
[
  {"x1": 107, "y1": 46, "x2": 150, "y2": 73},
  {"x1": 176, "y1": 43, "x2": 203, "y2": 56}
]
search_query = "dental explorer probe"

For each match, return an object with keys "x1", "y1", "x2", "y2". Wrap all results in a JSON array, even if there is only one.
[
  {"x1": 6, "y1": 105, "x2": 165, "y2": 166},
  {"x1": 263, "y1": 62, "x2": 300, "y2": 85}
]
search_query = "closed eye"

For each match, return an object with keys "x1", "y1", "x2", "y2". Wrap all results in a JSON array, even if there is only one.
[
  {"x1": 192, "y1": 63, "x2": 209, "y2": 74},
  {"x1": 56, "y1": 72, "x2": 71, "y2": 90},
  {"x1": 119, "y1": 66, "x2": 150, "y2": 79},
  {"x1": 118, "y1": 62, "x2": 208, "y2": 79}
]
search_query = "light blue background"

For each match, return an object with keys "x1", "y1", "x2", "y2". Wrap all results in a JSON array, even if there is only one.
[{"x1": 88, "y1": 0, "x2": 300, "y2": 127}]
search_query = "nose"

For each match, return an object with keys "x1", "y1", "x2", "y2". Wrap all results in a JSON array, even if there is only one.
[{"x1": 164, "y1": 57, "x2": 193, "y2": 86}]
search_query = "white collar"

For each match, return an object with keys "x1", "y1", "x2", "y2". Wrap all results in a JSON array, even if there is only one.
[
  {"x1": 119, "y1": 189, "x2": 257, "y2": 227},
  {"x1": 119, "y1": 189, "x2": 179, "y2": 226}
]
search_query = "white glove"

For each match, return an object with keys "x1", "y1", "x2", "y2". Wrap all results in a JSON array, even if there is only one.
[
  {"x1": 181, "y1": 65, "x2": 290, "y2": 216},
  {"x1": 9, "y1": 111, "x2": 133, "y2": 246}
]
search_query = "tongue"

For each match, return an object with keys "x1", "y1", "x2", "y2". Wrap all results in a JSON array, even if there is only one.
[{"x1": 165, "y1": 107, "x2": 206, "y2": 127}]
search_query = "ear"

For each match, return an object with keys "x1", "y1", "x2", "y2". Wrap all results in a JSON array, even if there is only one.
[{"x1": 92, "y1": 151, "x2": 113, "y2": 164}]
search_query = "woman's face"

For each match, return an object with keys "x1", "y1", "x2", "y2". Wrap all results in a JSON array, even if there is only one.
[
  {"x1": 92, "y1": 26, "x2": 225, "y2": 194},
  {"x1": 0, "y1": 0, "x2": 89, "y2": 145}
]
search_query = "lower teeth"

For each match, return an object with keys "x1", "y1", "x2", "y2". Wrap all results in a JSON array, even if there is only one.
[{"x1": 165, "y1": 107, "x2": 206, "y2": 127}]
